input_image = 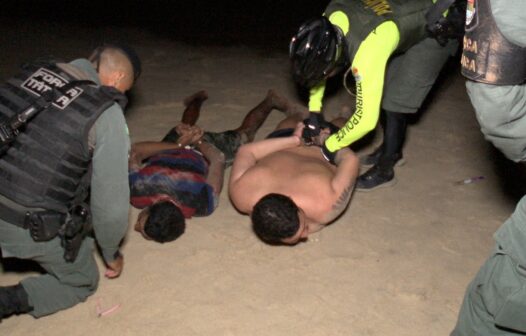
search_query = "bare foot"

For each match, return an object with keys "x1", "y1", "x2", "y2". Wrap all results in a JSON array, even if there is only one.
[
  {"x1": 267, "y1": 90, "x2": 308, "y2": 118},
  {"x1": 184, "y1": 90, "x2": 208, "y2": 107},
  {"x1": 181, "y1": 90, "x2": 208, "y2": 126}
]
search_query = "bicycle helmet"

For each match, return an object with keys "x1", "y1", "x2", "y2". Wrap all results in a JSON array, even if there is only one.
[{"x1": 289, "y1": 16, "x2": 346, "y2": 88}]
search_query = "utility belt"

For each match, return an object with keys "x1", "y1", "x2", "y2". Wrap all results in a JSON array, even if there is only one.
[{"x1": 0, "y1": 201, "x2": 92, "y2": 263}]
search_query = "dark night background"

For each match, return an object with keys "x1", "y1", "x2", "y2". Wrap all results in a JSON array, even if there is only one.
[
  {"x1": 1, "y1": 1, "x2": 330, "y2": 49},
  {"x1": 2, "y1": 3, "x2": 526, "y2": 335},
  {"x1": 1, "y1": 1, "x2": 523, "y2": 202}
]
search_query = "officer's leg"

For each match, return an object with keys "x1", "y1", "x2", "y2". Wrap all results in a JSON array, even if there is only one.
[
  {"x1": 20, "y1": 236, "x2": 98, "y2": 317},
  {"x1": 451, "y1": 253, "x2": 490, "y2": 335},
  {"x1": 360, "y1": 110, "x2": 406, "y2": 168},
  {"x1": 452, "y1": 195, "x2": 526, "y2": 335},
  {"x1": 0, "y1": 284, "x2": 32, "y2": 320},
  {"x1": 467, "y1": 81, "x2": 526, "y2": 162},
  {"x1": 0, "y1": 219, "x2": 99, "y2": 318},
  {"x1": 357, "y1": 37, "x2": 458, "y2": 191},
  {"x1": 452, "y1": 252, "x2": 526, "y2": 336}
]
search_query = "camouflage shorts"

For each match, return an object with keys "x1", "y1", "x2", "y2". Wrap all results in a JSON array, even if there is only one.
[{"x1": 162, "y1": 129, "x2": 242, "y2": 166}]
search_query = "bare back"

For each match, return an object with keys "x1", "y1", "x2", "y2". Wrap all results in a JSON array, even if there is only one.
[{"x1": 229, "y1": 139, "x2": 358, "y2": 228}]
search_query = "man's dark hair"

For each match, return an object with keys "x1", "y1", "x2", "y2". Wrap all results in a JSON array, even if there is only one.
[
  {"x1": 251, "y1": 193, "x2": 300, "y2": 244},
  {"x1": 144, "y1": 201, "x2": 185, "y2": 243}
]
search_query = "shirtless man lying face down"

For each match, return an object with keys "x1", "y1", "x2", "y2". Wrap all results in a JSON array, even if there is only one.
[{"x1": 229, "y1": 104, "x2": 359, "y2": 245}]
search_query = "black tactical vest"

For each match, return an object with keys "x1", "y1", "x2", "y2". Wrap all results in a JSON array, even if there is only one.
[
  {"x1": 461, "y1": 0, "x2": 526, "y2": 85},
  {"x1": 0, "y1": 60, "x2": 123, "y2": 213},
  {"x1": 326, "y1": 0, "x2": 434, "y2": 60}
]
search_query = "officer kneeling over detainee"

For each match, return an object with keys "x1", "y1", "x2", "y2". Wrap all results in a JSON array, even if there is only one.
[{"x1": 0, "y1": 44, "x2": 140, "y2": 320}]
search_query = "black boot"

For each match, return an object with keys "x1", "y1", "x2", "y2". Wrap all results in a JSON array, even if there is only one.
[
  {"x1": 360, "y1": 144, "x2": 405, "y2": 168},
  {"x1": 360, "y1": 144, "x2": 386, "y2": 167},
  {"x1": 360, "y1": 110, "x2": 407, "y2": 167},
  {"x1": 0, "y1": 284, "x2": 33, "y2": 321},
  {"x1": 357, "y1": 111, "x2": 407, "y2": 191},
  {"x1": 356, "y1": 156, "x2": 398, "y2": 191}
]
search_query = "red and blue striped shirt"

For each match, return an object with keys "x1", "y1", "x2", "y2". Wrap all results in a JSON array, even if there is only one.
[{"x1": 129, "y1": 148, "x2": 217, "y2": 218}]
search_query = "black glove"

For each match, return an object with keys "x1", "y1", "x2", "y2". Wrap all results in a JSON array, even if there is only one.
[
  {"x1": 427, "y1": 2, "x2": 466, "y2": 46},
  {"x1": 321, "y1": 142, "x2": 337, "y2": 165},
  {"x1": 302, "y1": 112, "x2": 325, "y2": 142}
]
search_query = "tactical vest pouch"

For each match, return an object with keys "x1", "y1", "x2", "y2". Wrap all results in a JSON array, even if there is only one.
[{"x1": 26, "y1": 211, "x2": 65, "y2": 242}]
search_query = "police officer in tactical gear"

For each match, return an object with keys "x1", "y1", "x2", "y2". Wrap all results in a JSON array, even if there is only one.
[
  {"x1": 451, "y1": 0, "x2": 526, "y2": 335},
  {"x1": 290, "y1": 0, "x2": 464, "y2": 190},
  {"x1": 0, "y1": 44, "x2": 140, "y2": 320}
]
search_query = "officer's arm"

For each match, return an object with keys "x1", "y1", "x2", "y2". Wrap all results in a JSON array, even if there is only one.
[
  {"x1": 90, "y1": 104, "x2": 130, "y2": 266},
  {"x1": 308, "y1": 82, "x2": 326, "y2": 113},
  {"x1": 325, "y1": 21, "x2": 400, "y2": 152}
]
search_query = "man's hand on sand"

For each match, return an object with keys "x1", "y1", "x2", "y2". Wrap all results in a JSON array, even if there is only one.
[{"x1": 105, "y1": 253, "x2": 124, "y2": 279}]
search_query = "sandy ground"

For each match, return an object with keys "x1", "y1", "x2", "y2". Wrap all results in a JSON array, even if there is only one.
[{"x1": 0, "y1": 21, "x2": 521, "y2": 336}]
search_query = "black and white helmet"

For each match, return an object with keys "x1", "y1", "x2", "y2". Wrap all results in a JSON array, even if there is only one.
[{"x1": 289, "y1": 16, "x2": 346, "y2": 88}]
